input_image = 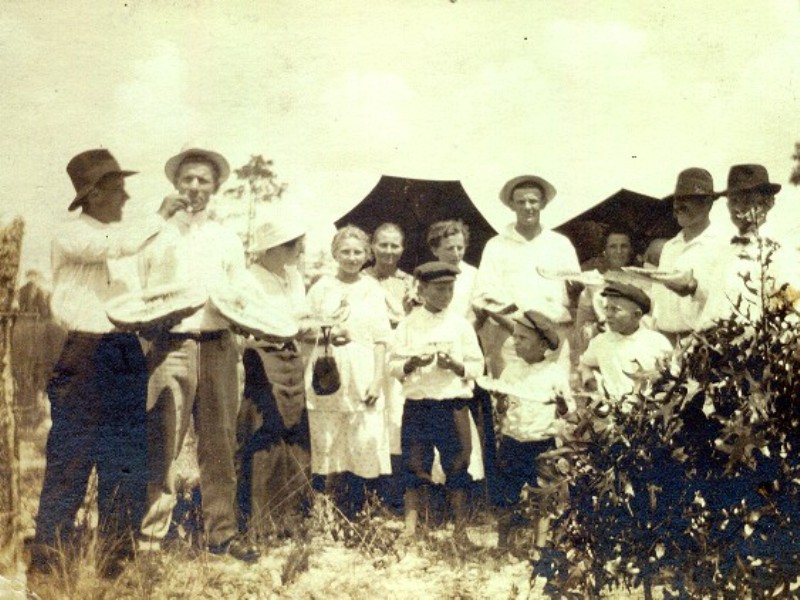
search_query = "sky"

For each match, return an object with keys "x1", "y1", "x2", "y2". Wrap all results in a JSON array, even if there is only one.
[{"x1": 1, "y1": 0, "x2": 799, "y2": 280}]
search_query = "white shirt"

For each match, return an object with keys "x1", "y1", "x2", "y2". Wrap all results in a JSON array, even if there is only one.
[
  {"x1": 497, "y1": 356, "x2": 572, "y2": 443},
  {"x1": 244, "y1": 264, "x2": 308, "y2": 347},
  {"x1": 364, "y1": 266, "x2": 414, "y2": 325},
  {"x1": 388, "y1": 306, "x2": 484, "y2": 400},
  {"x1": 580, "y1": 327, "x2": 672, "y2": 399},
  {"x1": 50, "y1": 213, "x2": 162, "y2": 333},
  {"x1": 651, "y1": 226, "x2": 725, "y2": 333},
  {"x1": 138, "y1": 211, "x2": 247, "y2": 332},
  {"x1": 451, "y1": 261, "x2": 478, "y2": 319},
  {"x1": 248, "y1": 264, "x2": 308, "y2": 320},
  {"x1": 699, "y1": 233, "x2": 800, "y2": 327},
  {"x1": 474, "y1": 225, "x2": 580, "y2": 323}
]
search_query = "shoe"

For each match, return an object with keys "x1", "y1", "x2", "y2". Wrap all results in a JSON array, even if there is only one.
[{"x1": 208, "y1": 536, "x2": 260, "y2": 563}]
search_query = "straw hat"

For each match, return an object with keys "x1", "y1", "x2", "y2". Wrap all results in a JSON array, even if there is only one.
[
  {"x1": 499, "y1": 175, "x2": 557, "y2": 208},
  {"x1": 164, "y1": 145, "x2": 230, "y2": 186}
]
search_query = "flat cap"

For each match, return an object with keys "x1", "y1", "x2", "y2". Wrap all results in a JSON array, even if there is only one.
[
  {"x1": 513, "y1": 309, "x2": 560, "y2": 350},
  {"x1": 601, "y1": 282, "x2": 651, "y2": 314},
  {"x1": 413, "y1": 261, "x2": 460, "y2": 283}
]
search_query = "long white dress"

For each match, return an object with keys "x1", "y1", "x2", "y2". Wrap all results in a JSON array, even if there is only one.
[{"x1": 305, "y1": 274, "x2": 392, "y2": 478}]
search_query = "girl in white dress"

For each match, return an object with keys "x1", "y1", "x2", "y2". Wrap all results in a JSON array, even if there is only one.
[{"x1": 306, "y1": 225, "x2": 392, "y2": 518}]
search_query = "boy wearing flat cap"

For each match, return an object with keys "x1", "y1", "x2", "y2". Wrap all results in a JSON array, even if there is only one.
[
  {"x1": 579, "y1": 283, "x2": 672, "y2": 400},
  {"x1": 489, "y1": 310, "x2": 572, "y2": 550},
  {"x1": 388, "y1": 261, "x2": 484, "y2": 541},
  {"x1": 700, "y1": 164, "x2": 800, "y2": 326}
]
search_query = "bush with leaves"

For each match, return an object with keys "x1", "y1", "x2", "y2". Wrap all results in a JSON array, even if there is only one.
[{"x1": 530, "y1": 240, "x2": 800, "y2": 599}]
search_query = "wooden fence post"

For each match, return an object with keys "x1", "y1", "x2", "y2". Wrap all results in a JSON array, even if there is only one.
[{"x1": 0, "y1": 217, "x2": 24, "y2": 576}]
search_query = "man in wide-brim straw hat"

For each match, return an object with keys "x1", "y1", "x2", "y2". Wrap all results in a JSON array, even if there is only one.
[
  {"x1": 646, "y1": 167, "x2": 726, "y2": 343},
  {"x1": 699, "y1": 163, "x2": 800, "y2": 326},
  {"x1": 137, "y1": 145, "x2": 260, "y2": 563},
  {"x1": 237, "y1": 210, "x2": 313, "y2": 538},
  {"x1": 473, "y1": 174, "x2": 580, "y2": 377},
  {"x1": 30, "y1": 149, "x2": 184, "y2": 576}
]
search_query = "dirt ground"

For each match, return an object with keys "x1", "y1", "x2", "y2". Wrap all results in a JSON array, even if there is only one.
[{"x1": 13, "y1": 408, "x2": 647, "y2": 600}]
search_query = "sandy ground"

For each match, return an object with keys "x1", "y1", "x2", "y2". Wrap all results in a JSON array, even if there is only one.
[{"x1": 15, "y1": 409, "x2": 648, "y2": 599}]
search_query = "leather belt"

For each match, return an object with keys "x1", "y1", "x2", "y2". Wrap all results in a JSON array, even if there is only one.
[{"x1": 165, "y1": 330, "x2": 226, "y2": 342}]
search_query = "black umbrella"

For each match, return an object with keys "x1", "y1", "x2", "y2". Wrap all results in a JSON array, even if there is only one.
[
  {"x1": 335, "y1": 175, "x2": 497, "y2": 274},
  {"x1": 554, "y1": 188, "x2": 680, "y2": 265}
]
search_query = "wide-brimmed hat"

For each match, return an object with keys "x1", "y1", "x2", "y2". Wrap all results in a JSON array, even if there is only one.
[
  {"x1": 249, "y1": 217, "x2": 306, "y2": 254},
  {"x1": 663, "y1": 167, "x2": 719, "y2": 202},
  {"x1": 66, "y1": 149, "x2": 137, "y2": 211},
  {"x1": 499, "y1": 175, "x2": 557, "y2": 208},
  {"x1": 723, "y1": 164, "x2": 782, "y2": 196},
  {"x1": 164, "y1": 146, "x2": 230, "y2": 187}
]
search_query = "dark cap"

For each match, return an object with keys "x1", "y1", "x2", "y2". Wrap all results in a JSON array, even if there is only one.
[
  {"x1": 413, "y1": 261, "x2": 460, "y2": 283},
  {"x1": 66, "y1": 149, "x2": 137, "y2": 211},
  {"x1": 723, "y1": 164, "x2": 781, "y2": 197},
  {"x1": 513, "y1": 310, "x2": 560, "y2": 350},
  {"x1": 663, "y1": 167, "x2": 719, "y2": 202},
  {"x1": 601, "y1": 282, "x2": 651, "y2": 314}
]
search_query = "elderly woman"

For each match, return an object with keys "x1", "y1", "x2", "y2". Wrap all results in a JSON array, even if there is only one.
[
  {"x1": 237, "y1": 214, "x2": 311, "y2": 538},
  {"x1": 306, "y1": 225, "x2": 393, "y2": 518},
  {"x1": 426, "y1": 220, "x2": 477, "y2": 320}
]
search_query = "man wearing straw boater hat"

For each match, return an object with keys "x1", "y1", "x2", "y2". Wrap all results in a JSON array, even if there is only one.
[
  {"x1": 647, "y1": 167, "x2": 725, "y2": 343},
  {"x1": 473, "y1": 174, "x2": 581, "y2": 377},
  {"x1": 699, "y1": 163, "x2": 800, "y2": 326},
  {"x1": 30, "y1": 149, "x2": 183, "y2": 576},
  {"x1": 137, "y1": 146, "x2": 259, "y2": 563}
]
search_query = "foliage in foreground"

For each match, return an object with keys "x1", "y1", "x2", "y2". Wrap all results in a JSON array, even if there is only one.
[{"x1": 533, "y1": 275, "x2": 800, "y2": 597}]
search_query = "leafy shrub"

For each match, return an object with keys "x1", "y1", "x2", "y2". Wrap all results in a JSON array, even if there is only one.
[{"x1": 532, "y1": 241, "x2": 800, "y2": 599}]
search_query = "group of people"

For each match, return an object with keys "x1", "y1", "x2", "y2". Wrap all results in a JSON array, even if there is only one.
[{"x1": 28, "y1": 145, "x2": 799, "y2": 576}]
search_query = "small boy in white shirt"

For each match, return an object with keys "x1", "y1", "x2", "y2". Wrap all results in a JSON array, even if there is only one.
[
  {"x1": 489, "y1": 310, "x2": 571, "y2": 549},
  {"x1": 388, "y1": 261, "x2": 485, "y2": 541},
  {"x1": 579, "y1": 283, "x2": 672, "y2": 401}
]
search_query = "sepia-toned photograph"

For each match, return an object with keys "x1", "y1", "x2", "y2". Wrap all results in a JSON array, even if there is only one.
[{"x1": 1, "y1": 1, "x2": 800, "y2": 597}]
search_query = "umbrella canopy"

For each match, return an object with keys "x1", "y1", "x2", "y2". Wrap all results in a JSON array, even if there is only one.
[
  {"x1": 554, "y1": 188, "x2": 680, "y2": 265},
  {"x1": 334, "y1": 175, "x2": 497, "y2": 273}
]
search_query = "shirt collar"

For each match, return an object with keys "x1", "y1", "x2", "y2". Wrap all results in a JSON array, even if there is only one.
[
  {"x1": 170, "y1": 208, "x2": 209, "y2": 231},
  {"x1": 501, "y1": 222, "x2": 544, "y2": 243},
  {"x1": 78, "y1": 212, "x2": 113, "y2": 229},
  {"x1": 423, "y1": 306, "x2": 447, "y2": 319}
]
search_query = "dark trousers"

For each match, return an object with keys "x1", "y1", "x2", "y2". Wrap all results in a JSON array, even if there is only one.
[
  {"x1": 493, "y1": 436, "x2": 555, "y2": 508},
  {"x1": 402, "y1": 399, "x2": 473, "y2": 491},
  {"x1": 238, "y1": 348, "x2": 310, "y2": 533},
  {"x1": 35, "y1": 332, "x2": 147, "y2": 547}
]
